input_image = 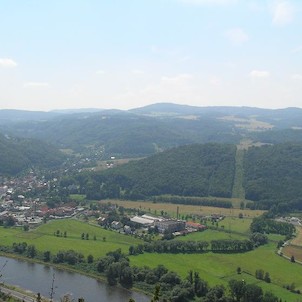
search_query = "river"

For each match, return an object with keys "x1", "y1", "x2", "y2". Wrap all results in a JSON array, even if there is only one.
[{"x1": 0, "y1": 256, "x2": 150, "y2": 302}]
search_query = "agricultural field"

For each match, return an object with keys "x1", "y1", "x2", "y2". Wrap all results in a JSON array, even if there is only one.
[
  {"x1": 283, "y1": 226, "x2": 302, "y2": 261},
  {"x1": 283, "y1": 245, "x2": 302, "y2": 263},
  {"x1": 130, "y1": 241, "x2": 302, "y2": 301},
  {"x1": 291, "y1": 226, "x2": 302, "y2": 246},
  {"x1": 0, "y1": 219, "x2": 142, "y2": 258},
  {"x1": 109, "y1": 199, "x2": 264, "y2": 218},
  {"x1": 175, "y1": 228, "x2": 247, "y2": 242},
  {"x1": 0, "y1": 213, "x2": 299, "y2": 301}
]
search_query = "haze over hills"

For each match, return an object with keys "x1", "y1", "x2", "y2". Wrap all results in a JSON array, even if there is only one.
[
  {"x1": 1, "y1": 103, "x2": 302, "y2": 160},
  {"x1": 1, "y1": 102, "x2": 302, "y2": 208},
  {"x1": 0, "y1": 109, "x2": 61, "y2": 125}
]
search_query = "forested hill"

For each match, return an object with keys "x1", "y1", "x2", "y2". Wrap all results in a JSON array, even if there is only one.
[
  {"x1": 2, "y1": 104, "x2": 302, "y2": 159},
  {"x1": 244, "y1": 143, "x2": 302, "y2": 209},
  {"x1": 1, "y1": 111, "x2": 239, "y2": 157},
  {"x1": 70, "y1": 144, "x2": 237, "y2": 200},
  {"x1": 63, "y1": 142, "x2": 302, "y2": 210},
  {"x1": 0, "y1": 133, "x2": 66, "y2": 176}
]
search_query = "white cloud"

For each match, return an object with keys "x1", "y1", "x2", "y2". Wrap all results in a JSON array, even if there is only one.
[
  {"x1": 209, "y1": 76, "x2": 221, "y2": 86},
  {"x1": 131, "y1": 69, "x2": 145, "y2": 75},
  {"x1": 178, "y1": 0, "x2": 237, "y2": 5},
  {"x1": 249, "y1": 70, "x2": 270, "y2": 78},
  {"x1": 23, "y1": 82, "x2": 50, "y2": 88},
  {"x1": 96, "y1": 70, "x2": 105, "y2": 75},
  {"x1": 139, "y1": 73, "x2": 194, "y2": 102},
  {"x1": 161, "y1": 73, "x2": 193, "y2": 83},
  {"x1": 271, "y1": 1, "x2": 294, "y2": 26},
  {"x1": 0, "y1": 58, "x2": 17, "y2": 68},
  {"x1": 292, "y1": 74, "x2": 302, "y2": 80},
  {"x1": 291, "y1": 45, "x2": 302, "y2": 53},
  {"x1": 225, "y1": 28, "x2": 249, "y2": 44}
]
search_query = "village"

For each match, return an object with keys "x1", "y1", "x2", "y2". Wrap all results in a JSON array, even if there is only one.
[{"x1": 0, "y1": 172, "x2": 215, "y2": 238}]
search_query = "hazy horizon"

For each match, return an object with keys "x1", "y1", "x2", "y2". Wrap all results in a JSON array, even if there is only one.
[
  {"x1": 1, "y1": 101, "x2": 302, "y2": 113},
  {"x1": 1, "y1": 0, "x2": 301, "y2": 111}
]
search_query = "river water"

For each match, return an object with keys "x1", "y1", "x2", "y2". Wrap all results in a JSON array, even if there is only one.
[{"x1": 0, "y1": 256, "x2": 150, "y2": 302}]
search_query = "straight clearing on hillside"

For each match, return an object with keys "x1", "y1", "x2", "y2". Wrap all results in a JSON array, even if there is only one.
[{"x1": 232, "y1": 147, "x2": 246, "y2": 199}]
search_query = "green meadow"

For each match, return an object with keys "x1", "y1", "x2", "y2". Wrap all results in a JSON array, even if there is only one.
[
  {"x1": 219, "y1": 217, "x2": 253, "y2": 234},
  {"x1": 0, "y1": 219, "x2": 141, "y2": 258},
  {"x1": 1, "y1": 217, "x2": 301, "y2": 301},
  {"x1": 175, "y1": 229, "x2": 247, "y2": 242},
  {"x1": 130, "y1": 241, "x2": 302, "y2": 301}
]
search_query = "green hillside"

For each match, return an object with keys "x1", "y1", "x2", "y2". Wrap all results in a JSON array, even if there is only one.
[
  {"x1": 243, "y1": 143, "x2": 302, "y2": 208},
  {"x1": 3, "y1": 104, "x2": 302, "y2": 160},
  {"x1": 60, "y1": 142, "x2": 302, "y2": 212},
  {"x1": 0, "y1": 133, "x2": 66, "y2": 175},
  {"x1": 65, "y1": 144, "x2": 237, "y2": 200},
  {"x1": 1, "y1": 111, "x2": 240, "y2": 158}
]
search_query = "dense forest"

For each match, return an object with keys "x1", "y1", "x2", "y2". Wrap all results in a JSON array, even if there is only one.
[
  {"x1": 1, "y1": 111, "x2": 240, "y2": 158},
  {"x1": 243, "y1": 143, "x2": 302, "y2": 204},
  {"x1": 0, "y1": 133, "x2": 66, "y2": 175},
  {"x1": 58, "y1": 142, "x2": 302, "y2": 211},
  {"x1": 61, "y1": 144, "x2": 236, "y2": 200},
  {"x1": 2, "y1": 104, "x2": 302, "y2": 160},
  {"x1": 3, "y1": 104, "x2": 302, "y2": 209}
]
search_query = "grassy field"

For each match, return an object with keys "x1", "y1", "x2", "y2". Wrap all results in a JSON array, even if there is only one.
[
  {"x1": 108, "y1": 200, "x2": 264, "y2": 218},
  {"x1": 283, "y1": 245, "x2": 302, "y2": 262},
  {"x1": 0, "y1": 216, "x2": 301, "y2": 301},
  {"x1": 283, "y1": 226, "x2": 302, "y2": 261},
  {"x1": 292, "y1": 226, "x2": 302, "y2": 246},
  {"x1": 175, "y1": 229, "x2": 247, "y2": 242},
  {"x1": 0, "y1": 219, "x2": 141, "y2": 258},
  {"x1": 218, "y1": 217, "x2": 253, "y2": 234},
  {"x1": 130, "y1": 241, "x2": 302, "y2": 301}
]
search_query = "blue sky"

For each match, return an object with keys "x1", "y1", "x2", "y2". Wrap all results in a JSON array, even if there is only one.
[{"x1": 0, "y1": 0, "x2": 301, "y2": 111}]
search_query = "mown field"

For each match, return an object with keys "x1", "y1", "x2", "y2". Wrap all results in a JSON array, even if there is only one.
[
  {"x1": 108, "y1": 199, "x2": 264, "y2": 218},
  {"x1": 282, "y1": 226, "x2": 302, "y2": 262},
  {"x1": 0, "y1": 219, "x2": 141, "y2": 258},
  {"x1": 130, "y1": 241, "x2": 302, "y2": 301},
  {"x1": 0, "y1": 215, "x2": 300, "y2": 301}
]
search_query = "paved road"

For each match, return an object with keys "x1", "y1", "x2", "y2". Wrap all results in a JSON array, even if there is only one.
[{"x1": 0, "y1": 286, "x2": 40, "y2": 302}]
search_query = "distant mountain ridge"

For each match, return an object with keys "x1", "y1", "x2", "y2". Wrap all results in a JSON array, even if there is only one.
[
  {"x1": 1, "y1": 103, "x2": 302, "y2": 159},
  {"x1": 0, "y1": 109, "x2": 61, "y2": 124}
]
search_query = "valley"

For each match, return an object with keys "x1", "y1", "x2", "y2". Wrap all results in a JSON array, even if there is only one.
[{"x1": 1, "y1": 104, "x2": 302, "y2": 301}]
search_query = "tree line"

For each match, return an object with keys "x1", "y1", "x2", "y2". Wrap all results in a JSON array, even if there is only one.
[
  {"x1": 0, "y1": 239, "x2": 281, "y2": 302},
  {"x1": 250, "y1": 216, "x2": 295, "y2": 237},
  {"x1": 128, "y1": 238, "x2": 258, "y2": 255},
  {"x1": 153, "y1": 195, "x2": 232, "y2": 208}
]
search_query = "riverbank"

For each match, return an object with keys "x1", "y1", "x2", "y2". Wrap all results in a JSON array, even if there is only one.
[
  {"x1": 0, "y1": 284, "x2": 49, "y2": 302},
  {"x1": 0, "y1": 252, "x2": 150, "y2": 302}
]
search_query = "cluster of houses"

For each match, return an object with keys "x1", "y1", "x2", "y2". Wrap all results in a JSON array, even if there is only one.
[
  {"x1": 108, "y1": 214, "x2": 206, "y2": 236},
  {"x1": 0, "y1": 173, "x2": 209, "y2": 237},
  {"x1": 0, "y1": 176, "x2": 84, "y2": 226},
  {"x1": 276, "y1": 216, "x2": 302, "y2": 226}
]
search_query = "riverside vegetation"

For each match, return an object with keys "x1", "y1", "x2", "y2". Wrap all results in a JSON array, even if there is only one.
[
  {"x1": 0, "y1": 210, "x2": 299, "y2": 301},
  {"x1": 3, "y1": 105, "x2": 302, "y2": 300}
]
